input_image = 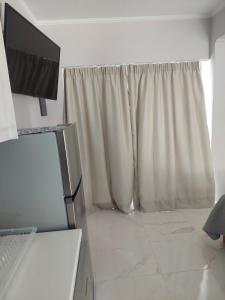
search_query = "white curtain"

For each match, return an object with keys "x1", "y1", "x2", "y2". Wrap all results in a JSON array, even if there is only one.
[
  {"x1": 129, "y1": 62, "x2": 214, "y2": 211},
  {"x1": 0, "y1": 23, "x2": 17, "y2": 143},
  {"x1": 64, "y1": 62, "x2": 214, "y2": 212},
  {"x1": 64, "y1": 66, "x2": 134, "y2": 212}
]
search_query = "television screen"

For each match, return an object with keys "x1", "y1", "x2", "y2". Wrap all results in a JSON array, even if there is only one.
[{"x1": 4, "y1": 3, "x2": 60, "y2": 100}]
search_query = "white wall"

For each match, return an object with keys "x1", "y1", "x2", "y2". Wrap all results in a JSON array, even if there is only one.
[
  {"x1": 0, "y1": 0, "x2": 63, "y2": 128},
  {"x1": 0, "y1": 0, "x2": 34, "y2": 22},
  {"x1": 39, "y1": 18, "x2": 211, "y2": 128},
  {"x1": 0, "y1": 1, "x2": 211, "y2": 128},
  {"x1": 211, "y1": 39, "x2": 225, "y2": 200},
  {"x1": 41, "y1": 18, "x2": 210, "y2": 66},
  {"x1": 211, "y1": 7, "x2": 225, "y2": 51},
  {"x1": 209, "y1": 7, "x2": 225, "y2": 201}
]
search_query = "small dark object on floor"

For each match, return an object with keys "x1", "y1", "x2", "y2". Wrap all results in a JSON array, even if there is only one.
[{"x1": 203, "y1": 195, "x2": 225, "y2": 240}]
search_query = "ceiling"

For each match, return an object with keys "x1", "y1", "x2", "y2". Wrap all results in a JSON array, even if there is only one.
[{"x1": 23, "y1": 0, "x2": 225, "y2": 21}]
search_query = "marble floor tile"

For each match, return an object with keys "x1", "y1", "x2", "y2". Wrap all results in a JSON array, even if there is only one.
[
  {"x1": 87, "y1": 207, "x2": 225, "y2": 300},
  {"x1": 209, "y1": 248, "x2": 225, "y2": 273},
  {"x1": 143, "y1": 222, "x2": 198, "y2": 242},
  {"x1": 89, "y1": 232, "x2": 152, "y2": 257},
  {"x1": 124, "y1": 254, "x2": 159, "y2": 278},
  {"x1": 96, "y1": 275, "x2": 172, "y2": 300},
  {"x1": 87, "y1": 209, "x2": 122, "y2": 240},
  {"x1": 88, "y1": 212, "x2": 146, "y2": 252},
  {"x1": 166, "y1": 269, "x2": 225, "y2": 300},
  {"x1": 91, "y1": 241, "x2": 157, "y2": 282},
  {"x1": 135, "y1": 210, "x2": 187, "y2": 225},
  {"x1": 196, "y1": 233, "x2": 224, "y2": 250},
  {"x1": 151, "y1": 238, "x2": 219, "y2": 274},
  {"x1": 92, "y1": 248, "x2": 138, "y2": 282},
  {"x1": 178, "y1": 208, "x2": 212, "y2": 216},
  {"x1": 178, "y1": 208, "x2": 212, "y2": 231}
]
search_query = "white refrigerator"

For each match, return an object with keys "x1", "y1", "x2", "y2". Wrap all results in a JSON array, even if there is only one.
[{"x1": 0, "y1": 123, "x2": 83, "y2": 232}]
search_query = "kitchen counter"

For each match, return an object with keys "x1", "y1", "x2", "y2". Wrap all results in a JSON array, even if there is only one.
[{"x1": 4, "y1": 229, "x2": 82, "y2": 300}]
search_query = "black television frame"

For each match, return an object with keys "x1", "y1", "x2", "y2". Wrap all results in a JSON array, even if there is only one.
[{"x1": 3, "y1": 3, "x2": 61, "y2": 116}]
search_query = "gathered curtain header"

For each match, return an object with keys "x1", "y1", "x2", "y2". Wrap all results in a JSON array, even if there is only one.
[
  {"x1": 128, "y1": 62, "x2": 200, "y2": 73},
  {"x1": 64, "y1": 65, "x2": 127, "y2": 77},
  {"x1": 65, "y1": 62, "x2": 200, "y2": 78}
]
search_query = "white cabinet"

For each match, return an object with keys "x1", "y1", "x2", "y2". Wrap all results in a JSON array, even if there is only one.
[
  {"x1": 4, "y1": 230, "x2": 82, "y2": 300},
  {"x1": 0, "y1": 20, "x2": 17, "y2": 143}
]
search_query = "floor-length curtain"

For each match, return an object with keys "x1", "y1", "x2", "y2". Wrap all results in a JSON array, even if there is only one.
[
  {"x1": 64, "y1": 66, "x2": 134, "y2": 213},
  {"x1": 128, "y1": 62, "x2": 214, "y2": 211}
]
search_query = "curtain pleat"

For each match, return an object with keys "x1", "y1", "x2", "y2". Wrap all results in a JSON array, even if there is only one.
[
  {"x1": 64, "y1": 66, "x2": 134, "y2": 212},
  {"x1": 128, "y1": 62, "x2": 214, "y2": 211}
]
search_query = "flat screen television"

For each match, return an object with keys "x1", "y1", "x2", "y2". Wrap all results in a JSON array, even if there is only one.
[{"x1": 3, "y1": 3, "x2": 60, "y2": 100}]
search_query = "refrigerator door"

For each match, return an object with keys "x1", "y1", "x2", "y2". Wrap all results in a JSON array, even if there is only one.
[
  {"x1": 0, "y1": 133, "x2": 68, "y2": 232},
  {"x1": 56, "y1": 124, "x2": 82, "y2": 197}
]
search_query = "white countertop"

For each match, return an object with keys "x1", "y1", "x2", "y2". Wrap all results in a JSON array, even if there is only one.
[{"x1": 4, "y1": 229, "x2": 82, "y2": 300}]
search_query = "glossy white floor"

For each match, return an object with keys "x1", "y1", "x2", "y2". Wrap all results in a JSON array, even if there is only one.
[{"x1": 87, "y1": 207, "x2": 225, "y2": 300}]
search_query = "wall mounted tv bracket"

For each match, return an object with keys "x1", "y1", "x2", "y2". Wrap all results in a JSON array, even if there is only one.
[{"x1": 39, "y1": 98, "x2": 47, "y2": 116}]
